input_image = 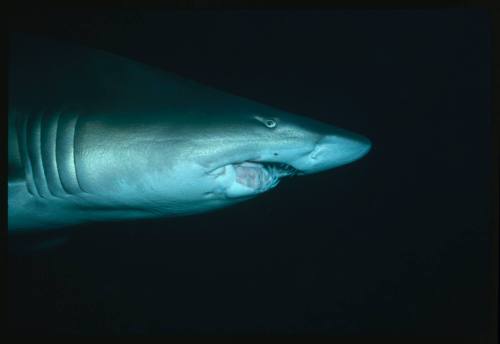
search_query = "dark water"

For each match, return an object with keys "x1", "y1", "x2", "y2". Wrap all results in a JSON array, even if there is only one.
[{"x1": 7, "y1": 10, "x2": 494, "y2": 336}]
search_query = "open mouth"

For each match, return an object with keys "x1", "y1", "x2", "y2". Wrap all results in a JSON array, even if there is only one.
[{"x1": 209, "y1": 161, "x2": 302, "y2": 198}]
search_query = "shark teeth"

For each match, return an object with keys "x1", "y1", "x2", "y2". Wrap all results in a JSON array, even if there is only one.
[{"x1": 258, "y1": 161, "x2": 301, "y2": 177}]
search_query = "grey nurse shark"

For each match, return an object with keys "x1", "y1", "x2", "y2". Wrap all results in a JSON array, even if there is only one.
[{"x1": 8, "y1": 33, "x2": 371, "y2": 233}]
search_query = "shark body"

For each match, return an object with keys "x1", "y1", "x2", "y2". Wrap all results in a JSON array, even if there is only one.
[{"x1": 8, "y1": 34, "x2": 371, "y2": 232}]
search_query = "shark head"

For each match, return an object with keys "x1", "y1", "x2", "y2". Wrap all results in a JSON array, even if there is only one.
[
  {"x1": 193, "y1": 104, "x2": 372, "y2": 200},
  {"x1": 206, "y1": 117, "x2": 371, "y2": 199}
]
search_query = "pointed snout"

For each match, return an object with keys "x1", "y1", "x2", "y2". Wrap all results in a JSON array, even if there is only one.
[{"x1": 295, "y1": 130, "x2": 372, "y2": 174}]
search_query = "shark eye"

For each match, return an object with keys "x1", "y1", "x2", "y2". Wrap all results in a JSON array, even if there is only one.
[
  {"x1": 254, "y1": 115, "x2": 277, "y2": 129},
  {"x1": 264, "y1": 119, "x2": 277, "y2": 128}
]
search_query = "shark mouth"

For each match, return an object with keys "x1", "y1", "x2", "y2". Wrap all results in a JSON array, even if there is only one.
[{"x1": 210, "y1": 161, "x2": 301, "y2": 198}]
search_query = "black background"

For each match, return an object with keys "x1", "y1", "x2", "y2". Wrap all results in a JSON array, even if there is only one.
[{"x1": 7, "y1": 9, "x2": 494, "y2": 336}]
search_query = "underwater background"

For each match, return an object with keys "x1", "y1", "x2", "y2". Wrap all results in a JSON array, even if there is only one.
[{"x1": 8, "y1": 9, "x2": 494, "y2": 336}]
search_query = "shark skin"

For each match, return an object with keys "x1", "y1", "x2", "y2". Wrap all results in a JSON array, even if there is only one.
[{"x1": 8, "y1": 33, "x2": 371, "y2": 232}]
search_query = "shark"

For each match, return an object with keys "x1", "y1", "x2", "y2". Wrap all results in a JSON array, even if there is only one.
[{"x1": 8, "y1": 33, "x2": 371, "y2": 233}]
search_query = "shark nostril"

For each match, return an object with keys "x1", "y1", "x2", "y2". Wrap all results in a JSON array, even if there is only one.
[{"x1": 310, "y1": 146, "x2": 323, "y2": 160}]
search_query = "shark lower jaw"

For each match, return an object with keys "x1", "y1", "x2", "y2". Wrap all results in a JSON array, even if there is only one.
[{"x1": 209, "y1": 161, "x2": 302, "y2": 199}]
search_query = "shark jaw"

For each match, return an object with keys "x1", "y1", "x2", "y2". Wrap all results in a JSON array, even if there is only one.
[{"x1": 209, "y1": 161, "x2": 301, "y2": 199}]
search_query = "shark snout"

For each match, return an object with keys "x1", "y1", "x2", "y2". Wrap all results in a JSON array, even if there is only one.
[{"x1": 294, "y1": 132, "x2": 371, "y2": 174}]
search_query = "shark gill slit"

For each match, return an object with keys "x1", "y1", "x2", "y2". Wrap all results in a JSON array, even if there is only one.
[
  {"x1": 27, "y1": 110, "x2": 51, "y2": 198},
  {"x1": 55, "y1": 111, "x2": 85, "y2": 195},
  {"x1": 37, "y1": 110, "x2": 53, "y2": 198},
  {"x1": 72, "y1": 114, "x2": 85, "y2": 194},
  {"x1": 54, "y1": 111, "x2": 70, "y2": 196},
  {"x1": 40, "y1": 110, "x2": 66, "y2": 197},
  {"x1": 16, "y1": 115, "x2": 37, "y2": 196}
]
